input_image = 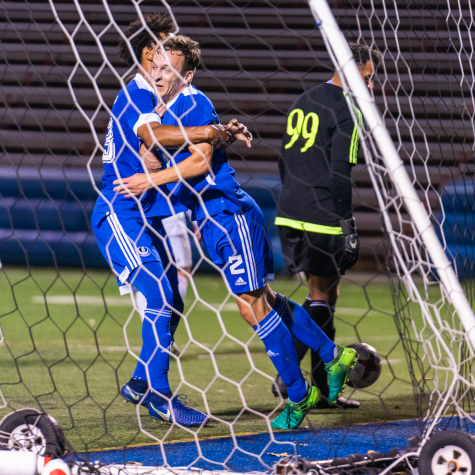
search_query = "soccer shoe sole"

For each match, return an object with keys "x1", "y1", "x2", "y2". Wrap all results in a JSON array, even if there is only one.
[
  {"x1": 327, "y1": 348, "x2": 358, "y2": 404},
  {"x1": 271, "y1": 385, "x2": 321, "y2": 430}
]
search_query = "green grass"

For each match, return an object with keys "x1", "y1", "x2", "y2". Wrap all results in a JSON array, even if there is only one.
[{"x1": 0, "y1": 267, "x2": 421, "y2": 451}]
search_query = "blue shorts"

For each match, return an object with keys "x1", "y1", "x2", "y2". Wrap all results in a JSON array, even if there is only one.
[
  {"x1": 91, "y1": 211, "x2": 174, "y2": 289},
  {"x1": 200, "y1": 204, "x2": 274, "y2": 294}
]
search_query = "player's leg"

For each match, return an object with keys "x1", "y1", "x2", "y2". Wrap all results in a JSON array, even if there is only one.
[
  {"x1": 200, "y1": 206, "x2": 320, "y2": 429},
  {"x1": 149, "y1": 216, "x2": 185, "y2": 342},
  {"x1": 235, "y1": 287, "x2": 308, "y2": 404},
  {"x1": 304, "y1": 233, "x2": 359, "y2": 407},
  {"x1": 161, "y1": 211, "x2": 192, "y2": 301},
  {"x1": 276, "y1": 227, "x2": 358, "y2": 405},
  {"x1": 91, "y1": 211, "x2": 207, "y2": 426},
  {"x1": 235, "y1": 286, "x2": 320, "y2": 430},
  {"x1": 305, "y1": 272, "x2": 338, "y2": 406},
  {"x1": 127, "y1": 261, "x2": 174, "y2": 402},
  {"x1": 134, "y1": 216, "x2": 184, "y2": 345}
]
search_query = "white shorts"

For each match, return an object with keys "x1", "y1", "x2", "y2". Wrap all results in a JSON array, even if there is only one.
[{"x1": 161, "y1": 212, "x2": 193, "y2": 270}]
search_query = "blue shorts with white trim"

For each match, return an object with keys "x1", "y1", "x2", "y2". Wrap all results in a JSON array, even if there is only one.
[
  {"x1": 91, "y1": 211, "x2": 172, "y2": 286},
  {"x1": 200, "y1": 204, "x2": 275, "y2": 294}
]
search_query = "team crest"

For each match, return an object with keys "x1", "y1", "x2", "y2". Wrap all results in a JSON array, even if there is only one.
[{"x1": 137, "y1": 246, "x2": 151, "y2": 257}]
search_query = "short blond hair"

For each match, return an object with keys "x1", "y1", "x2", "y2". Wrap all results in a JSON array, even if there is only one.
[{"x1": 163, "y1": 35, "x2": 201, "y2": 71}]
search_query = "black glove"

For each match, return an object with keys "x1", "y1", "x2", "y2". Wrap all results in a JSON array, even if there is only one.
[{"x1": 339, "y1": 217, "x2": 360, "y2": 272}]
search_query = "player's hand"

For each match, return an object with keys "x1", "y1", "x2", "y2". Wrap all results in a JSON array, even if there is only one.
[
  {"x1": 225, "y1": 118, "x2": 252, "y2": 148},
  {"x1": 339, "y1": 217, "x2": 360, "y2": 272},
  {"x1": 208, "y1": 124, "x2": 232, "y2": 146},
  {"x1": 112, "y1": 174, "x2": 152, "y2": 197},
  {"x1": 155, "y1": 103, "x2": 167, "y2": 118},
  {"x1": 140, "y1": 142, "x2": 163, "y2": 173}
]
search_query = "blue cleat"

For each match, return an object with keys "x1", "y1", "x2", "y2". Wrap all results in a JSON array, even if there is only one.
[
  {"x1": 121, "y1": 382, "x2": 151, "y2": 406},
  {"x1": 148, "y1": 394, "x2": 209, "y2": 427}
]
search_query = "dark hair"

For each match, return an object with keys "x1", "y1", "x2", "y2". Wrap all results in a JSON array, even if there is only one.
[
  {"x1": 349, "y1": 42, "x2": 382, "y2": 69},
  {"x1": 118, "y1": 13, "x2": 175, "y2": 66},
  {"x1": 162, "y1": 35, "x2": 201, "y2": 71}
]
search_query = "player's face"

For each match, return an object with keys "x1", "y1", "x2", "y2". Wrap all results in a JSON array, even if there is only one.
[
  {"x1": 153, "y1": 50, "x2": 189, "y2": 102},
  {"x1": 360, "y1": 60, "x2": 375, "y2": 89}
]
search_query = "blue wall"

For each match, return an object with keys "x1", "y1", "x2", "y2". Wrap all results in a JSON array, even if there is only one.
[{"x1": 0, "y1": 167, "x2": 285, "y2": 272}]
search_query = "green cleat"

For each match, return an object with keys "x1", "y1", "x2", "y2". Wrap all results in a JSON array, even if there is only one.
[
  {"x1": 271, "y1": 385, "x2": 320, "y2": 430},
  {"x1": 325, "y1": 345, "x2": 358, "y2": 404}
]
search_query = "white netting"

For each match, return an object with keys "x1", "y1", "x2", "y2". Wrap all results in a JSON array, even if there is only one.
[{"x1": 0, "y1": 0, "x2": 474, "y2": 473}]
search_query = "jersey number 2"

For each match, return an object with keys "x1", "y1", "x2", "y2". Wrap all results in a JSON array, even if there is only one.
[
  {"x1": 229, "y1": 255, "x2": 245, "y2": 275},
  {"x1": 285, "y1": 109, "x2": 319, "y2": 152}
]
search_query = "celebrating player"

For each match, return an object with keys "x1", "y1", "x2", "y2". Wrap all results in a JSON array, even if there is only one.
[
  {"x1": 91, "y1": 13, "x2": 250, "y2": 427},
  {"x1": 273, "y1": 43, "x2": 382, "y2": 407},
  {"x1": 113, "y1": 35, "x2": 358, "y2": 430}
]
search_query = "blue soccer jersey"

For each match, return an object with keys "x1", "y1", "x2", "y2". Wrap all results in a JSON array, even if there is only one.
[
  {"x1": 94, "y1": 73, "x2": 184, "y2": 218},
  {"x1": 159, "y1": 85, "x2": 254, "y2": 221}
]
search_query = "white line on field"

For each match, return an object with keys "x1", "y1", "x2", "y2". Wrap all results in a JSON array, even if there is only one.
[
  {"x1": 32, "y1": 296, "x2": 129, "y2": 306},
  {"x1": 73, "y1": 344, "x2": 142, "y2": 352},
  {"x1": 31, "y1": 296, "x2": 393, "y2": 317}
]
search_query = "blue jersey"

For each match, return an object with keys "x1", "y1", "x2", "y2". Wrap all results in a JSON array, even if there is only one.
[
  {"x1": 94, "y1": 73, "x2": 185, "y2": 217},
  {"x1": 159, "y1": 85, "x2": 254, "y2": 221}
]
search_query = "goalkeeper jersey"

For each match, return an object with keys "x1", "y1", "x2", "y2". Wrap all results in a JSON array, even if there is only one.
[
  {"x1": 159, "y1": 85, "x2": 254, "y2": 221},
  {"x1": 94, "y1": 73, "x2": 184, "y2": 218},
  {"x1": 276, "y1": 82, "x2": 362, "y2": 233}
]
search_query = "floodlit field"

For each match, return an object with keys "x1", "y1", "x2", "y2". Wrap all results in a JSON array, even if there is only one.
[{"x1": 0, "y1": 267, "x2": 421, "y2": 451}]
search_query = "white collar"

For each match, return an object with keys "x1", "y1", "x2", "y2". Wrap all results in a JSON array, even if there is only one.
[
  {"x1": 166, "y1": 85, "x2": 194, "y2": 109},
  {"x1": 134, "y1": 73, "x2": 155, "y2": 93}
]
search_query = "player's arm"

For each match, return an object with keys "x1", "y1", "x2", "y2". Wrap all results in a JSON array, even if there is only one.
[
  {"x1": 113, "y1": 143, "x2": 212, "y2": 196},
  {"x1": 331, "y1": 103, "x2": 360, "y2": 271},
  {"x1": 138, "y1": 119, "x2": 252, "y2": 149}
]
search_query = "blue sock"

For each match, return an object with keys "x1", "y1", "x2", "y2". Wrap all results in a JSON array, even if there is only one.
[
  {"x1": 254, "y1": 309, "x2": 307, "y2": 403},
  {"x1": 129, "y1": 262, "x2": 174, "y2": 394},
  {"x1": 275, "y1": 293, "x2": 336, "y2": 364}
]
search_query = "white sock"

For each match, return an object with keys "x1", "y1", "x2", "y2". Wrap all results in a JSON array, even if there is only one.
[
  {"x1": 177, "y1": 274, "x2": 188, "y2": 301},
  {"x1": 135, "y1": 292, "x2": 147, "y2": 320}
]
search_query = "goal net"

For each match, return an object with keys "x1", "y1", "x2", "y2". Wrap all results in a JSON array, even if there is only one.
[{"x1": 0, "y1": 0, "x2": 474, "y2": 472}]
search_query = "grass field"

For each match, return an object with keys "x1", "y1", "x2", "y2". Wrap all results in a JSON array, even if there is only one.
[{"x1": 0, "y1": 266, "x2": 423, "y2": 452}]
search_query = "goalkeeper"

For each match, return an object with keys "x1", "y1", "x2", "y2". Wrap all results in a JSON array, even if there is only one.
[
  {"x1": 114, "y1": 35, "x2": 358, "y2": 430},
  {"x1": 91, "y1": 13, "x2": 249, "y2": 427},
  {"x1": 273, "y1": 43, "x2": 382, "y2": 408}
]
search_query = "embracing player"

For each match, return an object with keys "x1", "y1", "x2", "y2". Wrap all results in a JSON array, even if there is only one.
[
  {"x1": 273, "y1": 43, "x2": 382, "y2": 407},
  {"x1": 113, "y1": 35, "x2": 358, "y2": 430},
  {"x1": 91, "y1": 13, "x2": 250, "y2": 427}
]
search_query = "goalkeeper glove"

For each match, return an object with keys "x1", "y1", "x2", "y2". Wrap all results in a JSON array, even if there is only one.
[{"x1": 339, "y1": 217, "x2": 360, "y2": 272}]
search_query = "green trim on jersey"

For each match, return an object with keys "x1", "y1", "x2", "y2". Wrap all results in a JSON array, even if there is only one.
[
  {"x1": 275, "y1": 217, "x2": 343, "y2": 235},
  {"x1": 343, "y1": 92, "x2": 363, "y2": 164}
]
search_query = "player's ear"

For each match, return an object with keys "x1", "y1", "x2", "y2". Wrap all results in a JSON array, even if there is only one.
[
  {"x1": 142, "y1": 46, "x2": 156, "y2": 62},
  {"x1": 184, "y1": 69, "x2": 194, "y2": 84}
]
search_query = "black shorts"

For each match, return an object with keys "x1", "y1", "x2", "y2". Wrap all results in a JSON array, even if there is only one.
[{"x1": 278, "y1": 226, "x2": 345, "y2": 277}]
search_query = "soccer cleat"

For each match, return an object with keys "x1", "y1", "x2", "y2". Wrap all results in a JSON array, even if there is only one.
[
  {"x1": 271, "y1": 385, "x2": 320, "y2": 430},
  {"x1": 121, "y1": 382, "x2": 151, "y2": 406},
  {"x1": 325, "y1": 345, "x2": 358, "y2": 404},
  {"x1": 148, "y1": 394, "x2": 209, "y2": 427}
]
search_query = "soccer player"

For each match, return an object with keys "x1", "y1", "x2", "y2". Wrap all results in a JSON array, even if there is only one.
[
  {"x1": 91, "y1": 13, "x2": 250, "y2": 427},
  {"x1": 113, "y1": 35, "x2": 358, "y2": 430},
  {"x1": 273, "y1": 43, "x2": 382, "y2": 408}
]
